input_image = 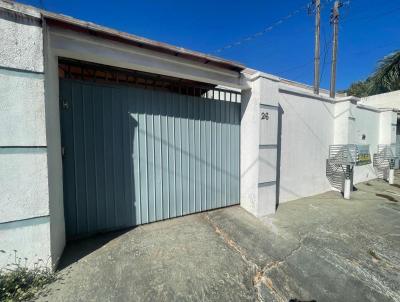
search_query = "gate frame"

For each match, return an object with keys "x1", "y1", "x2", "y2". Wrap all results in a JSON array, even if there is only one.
[
  {"x1": 43, "y1": 22, "x2": 246, "y2": 266},
  {"x1": 58, "y1": 60, "x2": 242, "y2": 239}
]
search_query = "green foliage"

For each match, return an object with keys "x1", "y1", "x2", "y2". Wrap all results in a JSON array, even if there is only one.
[
  {"x1": 0, "y1": 250, "x2": 57, "y2": 302},
  {"x1": 368, "y1": 51, "x2": 400, "y2": 95},
  {"x1": 346, "y1": 51, "x2": 400, "y2": 97},
  {"x1": 346, "y1": 80, "x2": 371, "y2": 98}
]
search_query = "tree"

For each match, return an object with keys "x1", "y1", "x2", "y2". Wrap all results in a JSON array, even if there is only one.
[
  {"x1": 346, "y1": 50, "x2": 400, "y2": 97},
  {"x1": 346, "y1": 80, "x2": 370, "y2": 98},
  {"x1": 368, "y1": 51, "x2": 400, "y2": 94}
]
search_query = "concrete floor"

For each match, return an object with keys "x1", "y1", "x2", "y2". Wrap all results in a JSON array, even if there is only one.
[{"x1": 38, "y1": 178, "x2": 400, "y2": 302}]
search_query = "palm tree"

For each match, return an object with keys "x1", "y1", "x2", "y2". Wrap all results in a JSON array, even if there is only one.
[
  {"x1": 346, "y1": 50, "x2": 400, "y2": 97},
  {"x1": 367, "y1": 51, "x2": 400, "y2": 95}
]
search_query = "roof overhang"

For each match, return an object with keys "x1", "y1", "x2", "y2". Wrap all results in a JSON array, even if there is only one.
[{"x1": 41, "y1": 11, "x2": 245, "y2": 73}]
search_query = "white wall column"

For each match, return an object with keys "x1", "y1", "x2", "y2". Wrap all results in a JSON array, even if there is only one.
[{"x1": 240, "y1": 73, "x2": 280, "y2": 217}]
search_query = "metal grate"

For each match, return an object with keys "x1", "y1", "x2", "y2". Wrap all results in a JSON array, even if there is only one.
[
  {"x1": 328, "y1": 144, "x2": 357, "y2": 165},
  {"x1": 58, "y1": 58, "x2": 241, "y2": 103},
  {"x1": 326, "y1": 144, "x2": 359, "y2": 191},
  {"x1": 373, "y1": 144, "x2": 396, "y2": 179},
  {"x1": 326, "y1": 159, "x2": 346, "y2": 191}
]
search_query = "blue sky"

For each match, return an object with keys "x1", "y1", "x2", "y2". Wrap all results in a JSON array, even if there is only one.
[{"x1": 21, "y1": 0, "x2": 400, "y2": 90}]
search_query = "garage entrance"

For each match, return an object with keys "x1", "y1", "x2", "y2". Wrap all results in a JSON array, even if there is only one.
[{"x1": 59, "y1": 60, "x2": 241, "y2": 239}]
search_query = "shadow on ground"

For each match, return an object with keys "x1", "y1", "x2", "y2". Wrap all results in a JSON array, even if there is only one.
[
  {"x1": 38, "y1": 175, "x2": 400, "y2": 302},
  {"x1": 57, "y1": 228, "x2": 133, "y2": 270}
]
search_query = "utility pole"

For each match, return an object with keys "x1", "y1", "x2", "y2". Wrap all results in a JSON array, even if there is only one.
[
  {"x1": 313, "y1": 0, "x2": 321, "y2": 95},
  {"x1": 330, "y1": 1, "x2": 342, "y2": 98}
]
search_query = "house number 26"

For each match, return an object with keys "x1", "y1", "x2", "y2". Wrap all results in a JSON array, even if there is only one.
[{"x1": 261, "y1": 112, "x2": 269, "y2": 120}]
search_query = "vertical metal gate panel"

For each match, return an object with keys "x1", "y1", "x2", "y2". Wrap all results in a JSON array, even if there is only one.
[{"x1": 60, "y1": 79, "x2": 240, "y2": 239}]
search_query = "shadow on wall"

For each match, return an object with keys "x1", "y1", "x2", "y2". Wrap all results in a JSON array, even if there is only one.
[{"x1": 0, "y1": 9, "x2": 41, "y2": 26}]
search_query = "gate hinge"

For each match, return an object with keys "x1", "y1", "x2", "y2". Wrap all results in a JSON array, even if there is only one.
[{"x1": 61, "y1": 98, "x2": 70, "y2": 110}]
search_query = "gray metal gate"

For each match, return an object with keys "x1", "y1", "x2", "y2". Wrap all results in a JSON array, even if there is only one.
[{"x1": 60, "y1": 78, "x2": 240, "y2": 239}]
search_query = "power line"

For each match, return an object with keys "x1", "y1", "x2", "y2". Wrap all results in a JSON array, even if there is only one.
[
  {"x1": 213, "y1": 0, "x2": 342, "y2": 55},
  {"x1": 214, "y1": 3, "x2": 309, "y2": 54},
  {"x1": 247, "y1": 0, "x2": 397, "y2": 87},
  {"x1": 275, "y1": 43, "x2": 330, "y2": 85},
  {"x1": 277, "y1": 61, "x2": 313, "y2": 74},
  {"x1": 288, "y1": 42, "x2": 400, "y2": 85}
]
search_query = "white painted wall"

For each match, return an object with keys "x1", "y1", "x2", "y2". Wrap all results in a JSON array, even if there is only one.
[
  {"x1": 359, "y1": 91, "x2": 399, "y2": 169},
  {"x1": 240, "y1": 73, "x2": 397, "y2": 212},
  {"x1": 360, "y1": 90, "x2": 400, "y2": 110},
  {"x1": 379, "y1": 110, "x2": 397, "y2": 145},
  {"x1": 240, "y1": 87, "x2": 260, "y2": 216},
  {"x1": 43, "y1": 22, "x2": 66, "y2": 268},
  {"x1": 350, "y1": 105, "x2": 380, "y2": 183},
  {"x1": 240, "y1": 72, "x2": 281, "y2": 217},
  {"x1": 277, "y1": 85, "x2": 335, "y2": 203},
  {"x1": 246, "y1": 81, "x2": 397, "y2": 204},
  {"x1": 352, "y1": 107, "x2": 397, "y2": 183},
  {"x1": 333, "y1": 99, "x2": 355, "y2": 144}
]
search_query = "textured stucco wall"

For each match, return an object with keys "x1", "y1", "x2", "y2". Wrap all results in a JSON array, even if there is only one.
[
  {"x1": 0, "y1": 217, "x2": 51, "y2": 268},
  {"x1": 278, "y1": 86, "x2": 335, "y2": 203},
  {"x1": 0, "y1": 149, "x2": 49, "y2": 222},
  {"x1": 0, "y1": 69, "x2": 46, "y2": 146},
  {"x1": 0, "y1": 9, "x2": 43, "y2": 72},
  {"x1": 0, "y1": 7, "x2": 52, "y2": 269}
]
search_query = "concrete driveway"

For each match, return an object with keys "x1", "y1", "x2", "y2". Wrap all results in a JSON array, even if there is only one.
[{"x1": 38, "y1": 178, "x2": 400, "y2": 302}]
